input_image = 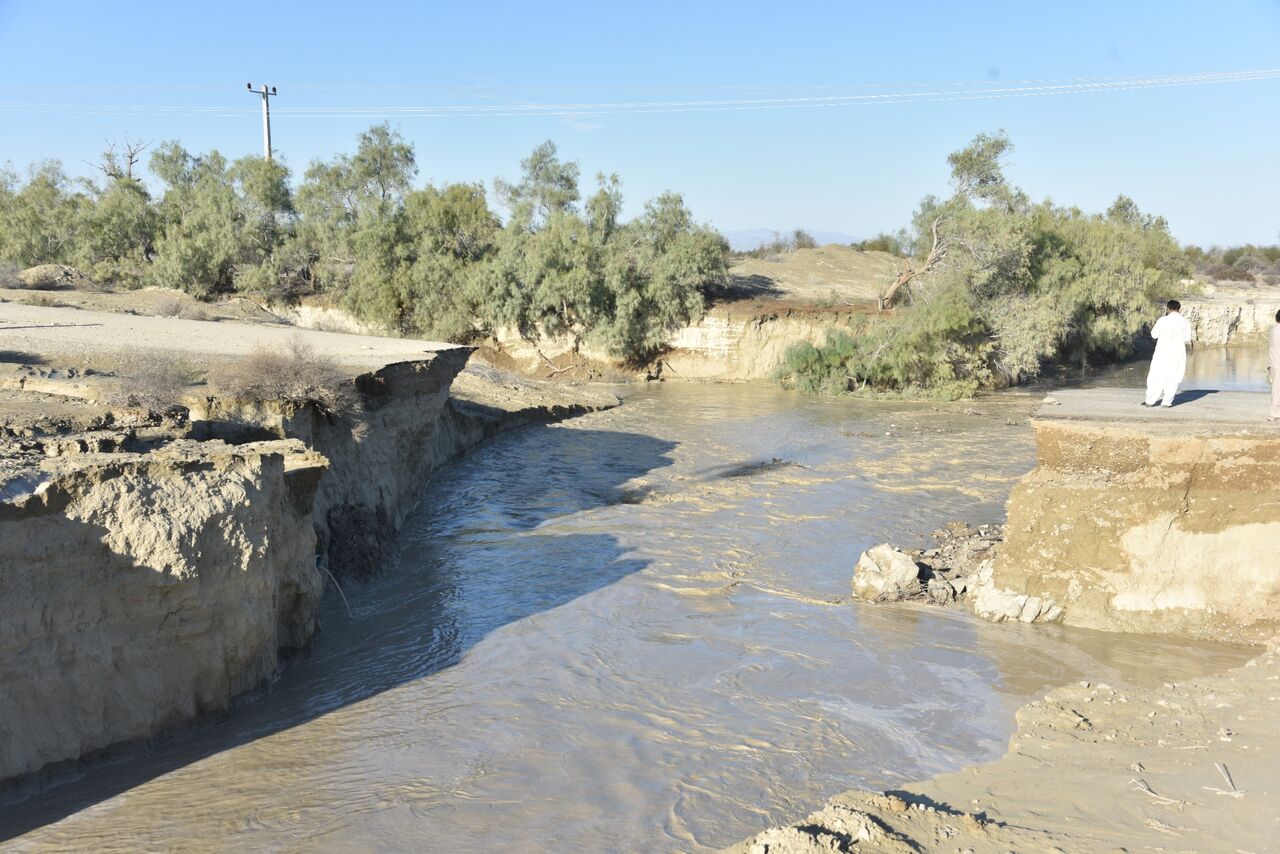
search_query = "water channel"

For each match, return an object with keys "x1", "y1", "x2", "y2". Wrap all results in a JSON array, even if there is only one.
[{"x1": 1, "y1": 349, "x2": 1264, "y2": 852}]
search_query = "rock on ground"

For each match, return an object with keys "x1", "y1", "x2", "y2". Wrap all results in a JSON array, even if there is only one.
[{"x1": 851, "y1": 544, "x2": 921, "y2": 601}]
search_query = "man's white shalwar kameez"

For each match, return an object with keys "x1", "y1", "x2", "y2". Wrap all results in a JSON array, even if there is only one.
[{"x1": 1144, "y1": 312, "x2": 1192, "y2": 407}]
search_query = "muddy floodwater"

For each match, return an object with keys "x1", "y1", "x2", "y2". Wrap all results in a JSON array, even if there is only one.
[{"x1": 1, "y1": 353, "x2": 1260, "y2": 852}]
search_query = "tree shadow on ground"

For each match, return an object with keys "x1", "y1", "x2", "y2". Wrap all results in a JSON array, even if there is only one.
[
  {"x1": 0, "y1": 425, "x2": 676, "y2": 841},
  {"x1": 707, "y1": 273, "x2": 785, "y2": 305},
  {"x1": 0, "y1": 350, "x2": 47, "y2": 365}
]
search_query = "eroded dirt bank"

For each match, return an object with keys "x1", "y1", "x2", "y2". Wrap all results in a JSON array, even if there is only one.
[
  {"x1": 0, "y1": 303, "x2": 614, "y2": 783},
  {"x1": 1183, "y1": 286, "x2": 1280, "y2": 345},
  {"x1": 0, "y1": 433, "x2": 325, "y2": 781},
  {"x1": 974, "y1": 388, "x2": 1280, "y2": 644}
]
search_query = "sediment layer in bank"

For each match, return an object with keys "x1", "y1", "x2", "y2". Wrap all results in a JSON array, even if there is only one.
[{"x1": 975, "y1": 388, "x2": 1280, "y2": 644}]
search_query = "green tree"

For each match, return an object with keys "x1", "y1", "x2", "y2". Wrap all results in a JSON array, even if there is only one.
[
  {"x1": 295, "y1": 123, "x2": 417, "y2": 300},
  {"x1": 147, "y1": 143, "x2": 242, "y2": 296},
  {"x1": 73, "y1": 175, "x2": 156, "y2": 285},
  {"x1": 494, "y1": 140, "x2": 580, "y2": 227},
  {"x1": 0, "y1": 161, "x2": 83, "y2": 267}
]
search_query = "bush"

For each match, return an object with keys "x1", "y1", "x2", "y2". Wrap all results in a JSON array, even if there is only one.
[
  {"x1": 852, "y1": 232, "x2": 908, "y2": 255},
  {"x1": 734, "y1": 231, "x2": 810, "y2": 259},
  {"x1": 210, "y1": 338, "x2": 358, "y2": 414},
  {"x1": 1205, "y1": 263, "x2": 1255, "y2": 282},
  {"x1": 108, "y1": 354, "x2": 203, "y2": 411},
  {"x1": 153, "y1": 294, "x2": 210, "y2": 320},
  {"x1": 153, "y1": 295, "x2": 185, "y2": 317},
  {"x1": 792, "y1": 229, "x2": 818, "y2": 249}
]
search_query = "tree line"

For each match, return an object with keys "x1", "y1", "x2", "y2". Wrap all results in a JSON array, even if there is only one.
[
  {"x1": 5, "y1": 127, "x2": 1262, "y2": 397},
  {"x1": 0, "y1": 126, "x2": 728, "y2": 363}
]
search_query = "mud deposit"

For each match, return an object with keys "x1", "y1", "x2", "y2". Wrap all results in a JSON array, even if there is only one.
[{"x1": 1, "y1": 382, "x2": 1252, "y2": 852}]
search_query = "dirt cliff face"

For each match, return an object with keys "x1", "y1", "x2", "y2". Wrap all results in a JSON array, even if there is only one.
[
  {"x1": 0, "y1": 440, "x2": 326, "y2": 781},
  {"x1": 191, "y1": 351, "x2": 474, "y2": 577},
  {"x1": 660, "y1": 306, "x2": 862, "y2": 381},
  {"x1": 981, "y1": 418, "x2": 1280, "y2": 643},
  {"x1": 1182, "y1": 295, "x2": 1280, "y2": 345}
]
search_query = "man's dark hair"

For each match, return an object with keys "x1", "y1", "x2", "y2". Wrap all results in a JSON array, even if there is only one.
[
  {"x1": 1275, "y1": 308, "x2": 1280, "y2": 323},
  {"x1": 1167, "y1": 299, "x2": 1181, "y2": 311}
]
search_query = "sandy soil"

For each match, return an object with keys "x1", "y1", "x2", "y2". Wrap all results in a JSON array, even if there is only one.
[
  {"x1": 1, "y1": 300, "x2": 458, "y2": 373},
  {"x1": 731, "y1": 650, "x2": 1279, "y2": 852},
  {"x1": 1, "y1": 284, "x2": 289, "y2": 324},
  {"x1": 1042, "y1": 387, "x2": 1276, "y2": 429},
  {"x1": 723, "y1": 246, "x2": 897, "y2": 308}
]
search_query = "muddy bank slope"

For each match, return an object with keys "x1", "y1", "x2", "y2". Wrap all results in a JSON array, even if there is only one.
[
  {"x1": 0, "y1": 304, "x2": 614, "y2": 782},
  {"x1": 730, "y1": 650, "x2": 1279, "y2": 853}
]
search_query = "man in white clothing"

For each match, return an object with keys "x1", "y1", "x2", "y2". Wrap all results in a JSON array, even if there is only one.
[{"x1": 1143, "y1": 299, "x2": 1193, "y2": 407}]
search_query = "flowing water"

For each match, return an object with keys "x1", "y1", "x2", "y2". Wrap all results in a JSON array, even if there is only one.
[{"x1": 1, "y1": 352, "x2": 1261, "y2": 853}]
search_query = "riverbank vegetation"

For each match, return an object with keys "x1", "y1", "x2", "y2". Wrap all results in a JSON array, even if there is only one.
[
  {"x1": 0, "y1": 127, "x2": 727, "y2": 363},
  {"x1": 776, "y1": 133, "x2": 1191, "y2": 399}
]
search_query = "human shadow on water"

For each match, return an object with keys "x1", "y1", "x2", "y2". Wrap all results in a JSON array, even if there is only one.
[{"x1": 0, "y1": 426, "x2": 677, "y2": 841}]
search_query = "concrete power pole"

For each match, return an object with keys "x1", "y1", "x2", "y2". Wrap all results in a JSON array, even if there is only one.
[{"x1": 245, "y1": 83, "x2": 278, "y2": 160}]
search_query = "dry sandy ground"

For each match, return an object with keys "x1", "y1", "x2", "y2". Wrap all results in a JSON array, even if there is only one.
[
  {"x1": 731, "y1": 650, "x2": 1279, "y2": 853},
  {"x1": 725, "y1": 246, "x2": 897, "y2": 307},
  {"x1": 1, "y1": 300, "x2": 457, "y2": 373},
  {"x1": 0, "y1": 284, "x2": 287, "y2": 324}
]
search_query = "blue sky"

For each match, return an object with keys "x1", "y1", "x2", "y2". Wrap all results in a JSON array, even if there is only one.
[{"x1": 1, "y1": 0, "x2": 1278, "y2": 246}]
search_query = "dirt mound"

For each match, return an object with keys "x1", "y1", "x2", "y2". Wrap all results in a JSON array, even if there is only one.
[
  {"x1": 17, "y1": 264, "x2": 96, "y2": 291},
  {"x1": 723, "y1": 245, "x2": 898, "y2": 307}
]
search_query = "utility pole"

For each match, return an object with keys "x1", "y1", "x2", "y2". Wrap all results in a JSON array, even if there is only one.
[{"x1": 245, "y1": 83, "x2": 278, "y2": 160}]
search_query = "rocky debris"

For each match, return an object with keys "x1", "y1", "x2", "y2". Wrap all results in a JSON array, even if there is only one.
[
  {"x1": 732, "y1": 792, "x2": 1027, "y2": 853},
  {"x1": 972, "y1": 582, "x2": 1064, "y2": 624},
  {"x1": 852, "y1": 523, "x2": 1006, "y2": 607},
  {"x1": 911, "y1": 521, "x2": 1001, "y2": 579},
  {"x1": 851, "y1": 544, "x2": 921, "y2": 601},
  {"x1": 743, "y1": 801, "x2": 913, "y2": 853}
]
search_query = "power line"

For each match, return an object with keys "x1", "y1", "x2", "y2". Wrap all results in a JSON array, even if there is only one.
[{"x1": 0, "y1": 69, "x2": 1274, "y2": 119}]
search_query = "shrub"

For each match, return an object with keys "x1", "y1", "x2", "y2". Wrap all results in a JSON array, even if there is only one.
[
  {"x1": 153, "y1": 295, "x2": 184, "y2": 317},
  {"x1": 777, "y1": 135, "x2": 1188, "y2": 399},
  {"x1": 852, "y1": 232, "x2": 908, "y2": 255},
  {"x1": 210, "y1": 338, "x2": 358, "y2": 414},
  {"x1": 1205, "y1": 263, "x2": 1254, "y2": 282},
  {"x1": 108, "y1": 354, "x2": 203, "y2": 411},
  {"x1": 792, "y1": 229, "x2": 818, "y2": 249}
]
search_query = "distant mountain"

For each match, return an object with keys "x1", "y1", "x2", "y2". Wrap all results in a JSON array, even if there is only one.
[{"x1": 720, "y1": 229, "x2": 857, "y2": 252}]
